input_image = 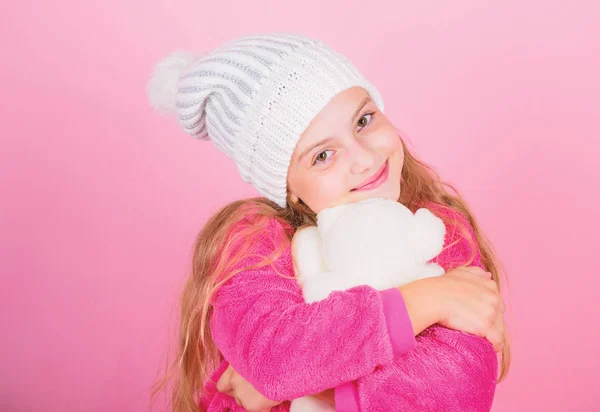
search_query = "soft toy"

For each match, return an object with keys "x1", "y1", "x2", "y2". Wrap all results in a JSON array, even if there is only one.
[{"x1": 289, "y1": 197, "x2": 447, "y2": 411}]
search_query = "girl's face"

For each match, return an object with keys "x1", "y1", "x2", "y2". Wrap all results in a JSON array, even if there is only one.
[{"x1": 287, "y1": 87, "x2": 404, "y2": 214}]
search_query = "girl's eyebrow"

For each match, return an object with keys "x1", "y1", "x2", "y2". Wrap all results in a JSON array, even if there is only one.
[
  {"x1": 351, "y1": 96, "x2": 372, "y2": 122},
  {"x1": 296, "y1": 96, "x2": 372, "y2": 163},
  {"x1": 297, "y1": 137, "x2": 334, "y2": 163}
]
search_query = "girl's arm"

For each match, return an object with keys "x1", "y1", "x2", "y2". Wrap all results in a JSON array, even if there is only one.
[
  {"x1": 214, "y1": 213, "x2": 503, "y2": 404},
  {"x1": 334, "y1": 209, "x2": 501, "y2": 412},
  {"x1": 210, "y1": 219, "x2": 417, "y2": 402},
  {"x1": 333, "y1": 264, "x2": 499, "y2": 412},
  {"x1": 334, "y1": 327, "x2": 497, "y2": 412}
]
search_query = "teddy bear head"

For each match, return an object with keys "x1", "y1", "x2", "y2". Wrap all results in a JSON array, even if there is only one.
[{"x1": 315, "y1": 198, "x2": 422, "y2": 274}]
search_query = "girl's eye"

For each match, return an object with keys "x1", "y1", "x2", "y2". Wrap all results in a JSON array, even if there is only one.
[
  {"x1": 313, "y1": 150, "x2": 334, "y2": 165},
  {"x1": 357, "y1": 113, "x2": 374, "y2": 129}
]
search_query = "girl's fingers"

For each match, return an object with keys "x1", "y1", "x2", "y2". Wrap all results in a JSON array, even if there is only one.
[
  {"x1": 486, "y1": 326, "x2": 504, "y2": 352},
  {"x1": 499, "y1": 296, "x2": 506, "y2": 313},
  {"x1": 234, "y1": 395, "x2": 242, "y2": 406},
  {"x1": 216, "y1": 365, "x2": 234, "y2": 393},
  {"x1": 495, "y1": 310, "x2": 505, "y2": 338},
  {"x1": 465, "y1": 266, "x2": 492, "y2": 278},
  {"x1": 488, "y1": 310, "x2": 505, "y2": 352}
]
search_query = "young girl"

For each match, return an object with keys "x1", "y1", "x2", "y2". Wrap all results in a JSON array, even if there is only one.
[{"x1": 149, "y1": 33, "x2": 509, "y2": 412}]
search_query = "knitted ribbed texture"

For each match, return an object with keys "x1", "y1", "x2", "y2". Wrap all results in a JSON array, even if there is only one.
[{"x1": 148, "y1": 33, "x2": 384, "y2": 206}]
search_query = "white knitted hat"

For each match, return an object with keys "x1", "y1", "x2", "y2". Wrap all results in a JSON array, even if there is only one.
[{"x1": 148, "y1": 33, "x2": 384, "y2": 207}]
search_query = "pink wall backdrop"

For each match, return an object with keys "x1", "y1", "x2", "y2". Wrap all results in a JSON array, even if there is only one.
[{"x1": 1, "y1": 0, "x2": 598, "y2": 411}]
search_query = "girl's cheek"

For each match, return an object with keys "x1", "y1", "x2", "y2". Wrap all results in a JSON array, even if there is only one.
[
  {"x1": 385, "y1": 131, "x2": 403, "y2": 151},
  {"x1": 321, "y1": 178, "x2": 344, "y2": 198}
]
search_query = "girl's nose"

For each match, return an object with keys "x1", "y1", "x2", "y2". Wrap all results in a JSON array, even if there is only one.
[{"x1": 349, "y1": 139, "x2": 376, "y2": 175}]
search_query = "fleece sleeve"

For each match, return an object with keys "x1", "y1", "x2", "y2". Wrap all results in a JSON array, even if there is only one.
[
  {"x1": 333, "y1": 207, "x2": 499, "y2": 412},
  {"x1": 333, "y1": 326, "x2": 498, "y2": 412},
  {"x1": 209, "y1": 222, "x2": 417, "y2": 401}
]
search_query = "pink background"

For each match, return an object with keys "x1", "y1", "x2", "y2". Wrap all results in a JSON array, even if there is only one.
[{"x1": 1, "y1": 1, "x2": 598, "y2": 411}]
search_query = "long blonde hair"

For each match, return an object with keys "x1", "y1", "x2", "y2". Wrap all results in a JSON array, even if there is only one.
[{"x1": 152, "y1": 138, "x2": 511, "y2": 412}]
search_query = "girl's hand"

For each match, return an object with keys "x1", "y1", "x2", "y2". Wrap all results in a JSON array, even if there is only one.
[
  {"x1": 216, "y1": 364, "x2": 281, "y2": 412},
  {"x1": 399, "y1": 266, "x2": 506, "y2": 351},
  {"x1": 312, "y1": 388, "x2": 335, "y2": 406}
]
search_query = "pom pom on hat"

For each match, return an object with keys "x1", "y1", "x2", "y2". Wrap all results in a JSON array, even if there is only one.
[{"x1": 147, "y1": 51, "x2": 199, "y2": 114}]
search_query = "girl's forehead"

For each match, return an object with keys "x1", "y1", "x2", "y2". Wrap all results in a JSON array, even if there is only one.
[
  {"x1": 291, "y1": 89, "x2": 373, "y2": 163},
  {"x1": 325, "y1": 87, "x2": 372, "y2": 114},
  {"x1": 303, "y1": 89, "x2": 372, "y2": 136}
]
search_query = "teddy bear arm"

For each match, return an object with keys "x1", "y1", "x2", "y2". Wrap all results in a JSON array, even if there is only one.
[
  {"x1": 291, "y1": 226, "x2": 328, "y2": 284},
  {"x1": 412, "y1": 208, "x2": 447, "y2": 260},
  {"x1": 302, "y1": 270, "x2": 368, "y2": 303}
]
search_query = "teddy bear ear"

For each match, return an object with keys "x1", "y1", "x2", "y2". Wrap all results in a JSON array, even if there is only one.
[{"x1": 316, "y1": 203, "x2": 351, "y2": 237}]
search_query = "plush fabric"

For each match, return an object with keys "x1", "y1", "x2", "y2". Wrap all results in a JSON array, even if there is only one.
[{"x1": 200, "y1": 206, "x2": 498, "y2": 411}]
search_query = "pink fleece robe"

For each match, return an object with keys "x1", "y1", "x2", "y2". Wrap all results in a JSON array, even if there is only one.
[{"x1": 200, "y1": 206, "x2": 498, "y2": 411}]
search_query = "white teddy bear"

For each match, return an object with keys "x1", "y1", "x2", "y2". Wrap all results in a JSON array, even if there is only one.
[{"x1": 289, "y1": 197, "x2": 447, "y2": 412}]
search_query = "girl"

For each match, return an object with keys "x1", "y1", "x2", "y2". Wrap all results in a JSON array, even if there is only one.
[{"x1": 149, "y1": 33, "x2": 509, "y2": 412}]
